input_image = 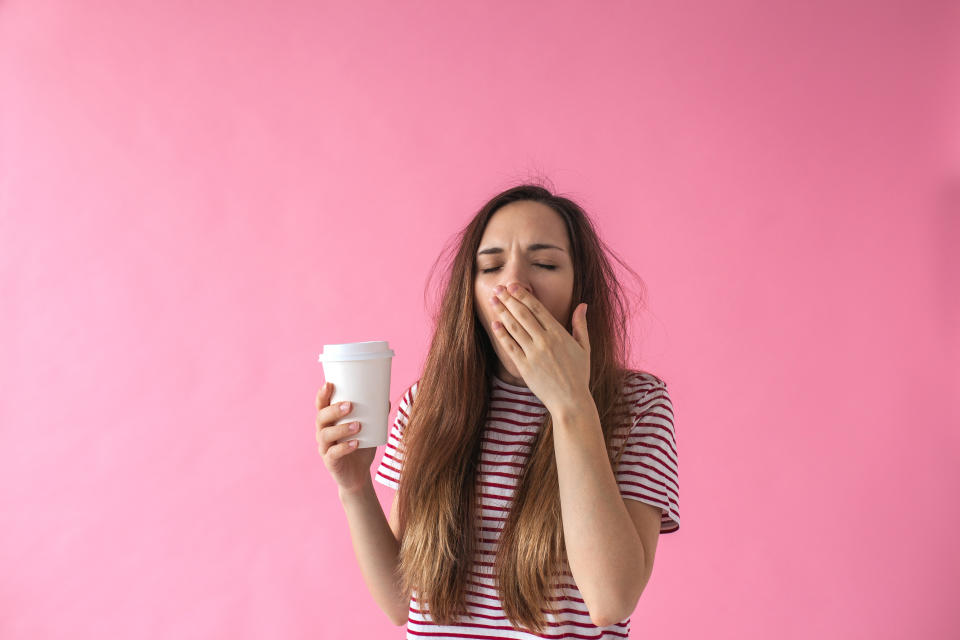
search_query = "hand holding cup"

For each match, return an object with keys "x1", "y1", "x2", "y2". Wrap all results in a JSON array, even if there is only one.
[{"x1": 315, "y1": 382, "x2": 378, "y2": 493}]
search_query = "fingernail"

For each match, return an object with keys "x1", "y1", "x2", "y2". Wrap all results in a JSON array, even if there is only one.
[
  {"x1": 340, "y1": 401, "x2": 350, "y2": 413},
  {"x1": 349, "y1": 422, "x2": 360, "y2": 431}
]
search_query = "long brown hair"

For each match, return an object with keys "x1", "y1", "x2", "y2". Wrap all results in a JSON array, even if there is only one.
[{"x1": 396, "y1": 181, "x2": 648, "y2": 633}]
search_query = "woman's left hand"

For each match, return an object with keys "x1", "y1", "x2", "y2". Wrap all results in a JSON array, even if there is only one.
[{"x1": 489, "y1": 282, "x2": 591, "y2": 415}]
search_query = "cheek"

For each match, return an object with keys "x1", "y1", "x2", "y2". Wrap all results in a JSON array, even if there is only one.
[
  {"x1": 475, "y1": 283, "x2": 500, "y2": 309},
  {"x1": 535, "y1": 292, "x2": 568, "y2": 323},
  {"x1": 474, "y1": 289, "x2": 494, "y2": 322}
]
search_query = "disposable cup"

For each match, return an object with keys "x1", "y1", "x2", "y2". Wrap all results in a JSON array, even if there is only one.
[{"x1": 317, "y1": 341, "x2": 395, "y2": 448}]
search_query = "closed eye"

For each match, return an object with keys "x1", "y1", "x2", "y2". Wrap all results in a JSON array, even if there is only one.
[{"x1": 481, "y1": 265, "x2": 556, "y2": 273}]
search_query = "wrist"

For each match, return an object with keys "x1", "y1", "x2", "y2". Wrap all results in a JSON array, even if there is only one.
[
  {"x1": 337, "y1": 478, "x2": 375, "y2": 504},
  {"x1": 551, "y1": 390, "x2": 597, "y2": 425}
]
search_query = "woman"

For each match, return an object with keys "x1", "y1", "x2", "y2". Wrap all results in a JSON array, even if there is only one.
[{"x1": 315, "y1": 183, "x2": 679, "y2": 638}]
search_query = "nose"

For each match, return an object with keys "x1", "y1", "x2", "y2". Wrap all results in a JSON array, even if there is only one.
[
  {"x1": 506, "y1": 281, "x2": 533, "y2": 296},
  {"x1": 495, "y1": 264, "x2": 533, "y2": 295}
]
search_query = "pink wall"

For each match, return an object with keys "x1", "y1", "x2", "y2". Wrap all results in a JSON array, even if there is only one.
[{"x1": 2, "y1": 1, "x2": 957, "y2": 638}]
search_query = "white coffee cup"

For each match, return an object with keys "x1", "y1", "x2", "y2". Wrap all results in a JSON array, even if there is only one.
[{"x1": 317, "y1": 341, "x2": 395, "y2": 448}]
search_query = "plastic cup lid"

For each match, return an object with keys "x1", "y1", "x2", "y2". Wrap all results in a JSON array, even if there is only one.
[{"x1": 318, "y1": 340, "x2": 395, "y2": 362}]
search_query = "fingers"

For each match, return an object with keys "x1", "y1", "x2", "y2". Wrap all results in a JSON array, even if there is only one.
[
  {"x1": 323, "y1": 438, "x2": 360, "y2": 460},
  {"x1": 495, "y1": 285, "x2": 552, "y2": 334},
  {"x1": 317, "y1": 395, "x2": 352, "y2": 429},
  {"x1": 491, "y1": 296, "x2": 534, "y2": 348},
  {"x1": 317, "y1": 420, "x2": 361, "y2": 453},
  {"x1": 313, "y1": 384, "x2": 389, "y2": 456}
]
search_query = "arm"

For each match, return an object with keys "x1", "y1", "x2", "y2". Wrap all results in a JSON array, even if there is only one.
[
  {"x1": 338, "y1": 482, "x2": 409, "y2": 626},
  {"x1": 481, "y1": 284, "x2": 661, "y2": 623},
  {"x1": 552, "y1": 401, "x2": 647, "y2": 627}
]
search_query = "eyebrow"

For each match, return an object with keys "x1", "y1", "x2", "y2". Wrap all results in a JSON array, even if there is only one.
[{"x1": 476, "y1": 243, "x2": 567, "y2": 256}]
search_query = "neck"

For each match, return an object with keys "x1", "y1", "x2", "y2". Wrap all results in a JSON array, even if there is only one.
[{"x1": 496, "y1": 366, "x2": 526, "y2": 387}]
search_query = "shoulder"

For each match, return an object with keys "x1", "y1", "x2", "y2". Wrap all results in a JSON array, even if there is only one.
[
  {"x1": 620, "y1": 369, "x2": 668, "y2": 405},
  {"x1": 399, "y1": 379, "x2": 420, "y2": 403},
  {"x1": 617, "y1": 369, "x2": 673, "y2": 433},
  {"x1": 388, "y1": 379, "x2": 422, "y2": 444}
]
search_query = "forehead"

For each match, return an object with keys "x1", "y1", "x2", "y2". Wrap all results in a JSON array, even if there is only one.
[{"x1": 479, "y1": 201, "x2": 569, "y2": 248}]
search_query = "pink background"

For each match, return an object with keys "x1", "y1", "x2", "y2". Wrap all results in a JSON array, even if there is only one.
[{"x1": 2, "y1": 1, "x2": 958, "y2": 638}]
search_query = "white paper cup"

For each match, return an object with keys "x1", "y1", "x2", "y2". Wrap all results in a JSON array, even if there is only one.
[{"x1": 317, "y1": 341, "x2": 395, "y2": 448}]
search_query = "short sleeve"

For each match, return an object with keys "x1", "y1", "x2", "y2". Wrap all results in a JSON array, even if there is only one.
[
  {"x1": 374, "y1": 381, "x2": 418, "y2": 490},
  {"x1": 615, "y1": 381, "x2": 680, "y2": 533}
]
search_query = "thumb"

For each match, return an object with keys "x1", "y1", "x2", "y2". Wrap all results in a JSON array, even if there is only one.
[{"x1": 572, "y1": 303, "x2": 589, "y2": 349}]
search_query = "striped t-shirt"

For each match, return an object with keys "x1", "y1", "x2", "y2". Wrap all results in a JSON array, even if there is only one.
[{"x1": 375, "y1": 370, "x2": 679, "y2": 639}]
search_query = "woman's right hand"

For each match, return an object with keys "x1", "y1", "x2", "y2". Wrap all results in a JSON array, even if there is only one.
[{"x1": 315, "y1": 382, "x2": 377, "y2": 493}]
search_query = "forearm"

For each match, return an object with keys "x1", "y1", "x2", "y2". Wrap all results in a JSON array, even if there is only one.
[
  {"x1": 338, "y1": 481, "x2": 409, "y2": 626},
  {"x1": 552, "y1": 403, "x2": 645, "y2": 626}
]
